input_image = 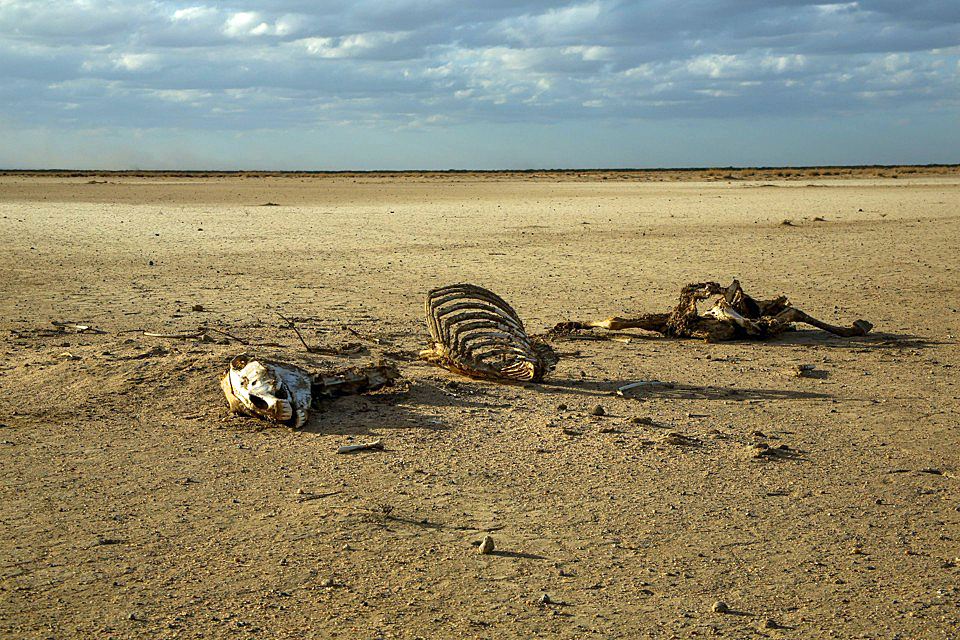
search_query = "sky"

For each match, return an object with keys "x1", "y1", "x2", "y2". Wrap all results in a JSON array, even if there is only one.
[{"x1": 1, "y1": 0, "x2": 958, "y2": 170}]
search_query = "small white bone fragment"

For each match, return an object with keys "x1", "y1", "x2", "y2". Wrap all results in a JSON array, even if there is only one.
[
  {"x1": 51, "y1": 321, "x2": 106, "y2": 334},
  {"x1": 616, "y1": 381, "x2": 661, "y2": 396},
  {"x1": 336, "y1": 440, "x2": 384, "y2": 454}
]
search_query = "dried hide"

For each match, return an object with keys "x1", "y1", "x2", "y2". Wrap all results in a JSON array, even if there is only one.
[
  {"x1": 552, "y1": 280, "x2": 872, "y2": 343},
  {"x1": 221, "y1": 355, "x2": 399, "y2": 428},
  {"x1": 420, "y1": 283, "x2": 558, "y2": 382}
]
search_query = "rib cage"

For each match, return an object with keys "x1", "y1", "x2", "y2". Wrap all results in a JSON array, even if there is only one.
[{"x1": 421, "y1": 283, "x2": 557, "y2": 382}]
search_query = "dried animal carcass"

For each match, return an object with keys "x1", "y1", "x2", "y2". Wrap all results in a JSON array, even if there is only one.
[
  {"x1": 221, "y1": 354, "x2": 399, "y2": 428},
  {"x1": 552, "y1": 280, "x2": 872, "y2": 343},
  {"x1": 420, "y1": 284, "x2": 557, "y2": 382}
]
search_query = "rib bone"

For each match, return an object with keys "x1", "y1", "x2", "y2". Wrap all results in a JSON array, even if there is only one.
[{"x1": 420, "y1": 284, "x2": 557, "y2": 382}]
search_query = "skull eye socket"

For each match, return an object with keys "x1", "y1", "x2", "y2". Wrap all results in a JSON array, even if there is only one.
[
  {"x1": 249, "y1": 395, "x2": 269, "y2": 410},
  {"x1": 273, "y1": 386, "x2": 288, "y2": 400}
]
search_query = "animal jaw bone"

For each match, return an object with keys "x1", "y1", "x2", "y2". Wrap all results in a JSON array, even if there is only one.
[
  {"x1": 420, "y1": 283, "x2": 558, "y2": 382},
  {"x1": 313, "y1": 363, "x2": 400, "y2": 397},
  {"x1": 221, "y1": 356, "x2": 400, "y2": 428},
  {"x1": 552, "y1": 280, "x2": 872, "y2": 342}
]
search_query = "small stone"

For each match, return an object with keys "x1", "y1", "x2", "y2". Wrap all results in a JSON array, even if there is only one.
[
  {"x1": 762, "y1": 618, "x2": 781, "y2": 629},
  {"x1": 792, "y1": 363, "x2": 816, "y2": 377},
  {"x1": 478, "y1": 535, "x2": 495, "y2": 555},
  {"x1": 557, "y1": 403, "x2": 567, "y2": 411},
  {"x1": 712, "y1": 601, "x2": 730, "y2": 613},
  {"x1": 538, "y1": 593, "x2": 554, "y2": 605},
  {"x1": 591, "y1": 405, "x2": 606, "y2": 416},
  {"x1": 320, "y1": 578, "x2": 336, "y2": 588},
  {"x1": 191, "y1": 304, "x2": 204, "y2": 312}
]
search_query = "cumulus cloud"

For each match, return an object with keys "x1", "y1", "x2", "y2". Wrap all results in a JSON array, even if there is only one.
[
  {"x1": 222, "y1": 11, "x2": 302, "y2": 38},
  {"x1": 112, "y1": 52, "x2": 161, "y2": 71},
  {"x1": 297, "y1": 31, "x2": 412, "y2": 59},
  {"x1": 171, "y1": 6, "x2": 217, "y2": 23}
]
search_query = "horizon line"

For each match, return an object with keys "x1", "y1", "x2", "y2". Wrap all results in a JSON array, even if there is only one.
[{"x1": 2, "y1": 163, "x2": 958, "y2": 175}]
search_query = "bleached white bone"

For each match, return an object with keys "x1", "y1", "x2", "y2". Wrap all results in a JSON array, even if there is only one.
[
  {"x1": 336, "y1": 440, "x2": 384, "y2": 454},
  {"x1": 703, "y1": 299, "x2": 762, "y2": 335},
  {"x1": 220, "y1": 355, "x2": 313, "y2": 428}
]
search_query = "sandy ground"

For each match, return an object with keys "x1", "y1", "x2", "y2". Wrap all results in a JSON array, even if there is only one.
[{"x1": 1, "y1": 168, "x2": 959, "y2": 639}]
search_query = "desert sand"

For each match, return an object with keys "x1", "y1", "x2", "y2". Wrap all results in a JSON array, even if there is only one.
[{"x1": 1, "y1": 167, "x2": 959, "y2": 638}]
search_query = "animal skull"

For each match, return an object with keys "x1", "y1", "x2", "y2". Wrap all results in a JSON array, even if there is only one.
[{"x1": 220, "y1": 355, "x2": 313, "y2": 428}]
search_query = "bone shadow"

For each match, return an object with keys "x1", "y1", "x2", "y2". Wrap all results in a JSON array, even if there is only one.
[
  {"x1": 551, "y1": 328, "x2": 941, "y2": 351},
  {"x1": 299, "y1": 380, "x2": 512, "y2": 435},
  {"x1": 752, "y1": 329, "x2": 942, "y2": 350},
  {"x1": 541, "y1": 379, "x2": 832, "y2": 402},
  {"x1": 299, "y1": 398, "x2": 443, "y2": 435},
  {"x1": 488, "y1": 550, "x2": 547, "y2": 560},
  {"x1": 538, "y1": 377, "x2": 643, "y2": 396}
]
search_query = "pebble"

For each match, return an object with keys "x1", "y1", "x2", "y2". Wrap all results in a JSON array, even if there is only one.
[
  {"x1": 557, "y1": 403, "x2": 567, "y2": 411},
  {"x1": 478, "y1": 535, "x2": 495, "y2": 555},
  {"x1": 712, "y1": 601, "x2": 730, "y2": 613},
  {"x1": 591, "y1": 405, "x2": 606, "y2": 416},
  {"x1": 538, "y1": 593, "x2": 554, "y2": 605}
]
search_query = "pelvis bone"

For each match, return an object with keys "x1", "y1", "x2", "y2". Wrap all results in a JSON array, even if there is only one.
[
  {"x1": 419, "y1": 283, "x2": 557, "y2": 382},
  {"x1": 221, "y1": 355, "x2": 399, "y2": 428}
]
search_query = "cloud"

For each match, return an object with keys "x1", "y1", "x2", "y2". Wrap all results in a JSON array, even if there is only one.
[
  {"x1": 222, "y1": 11, "x2": 302, "y2": 38},
  {"x1": 297, "y1": 31, "x2": 412, "y2": 59},
  {"x1": 171, "y1": 6, "x2": 217, "y2": 23},
  {"x1": 0, "y1": 0, "x2": 957, "y2": 167},
  {"x1": 113, "y1": 53, "x2": 160, "y2": 71}
]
